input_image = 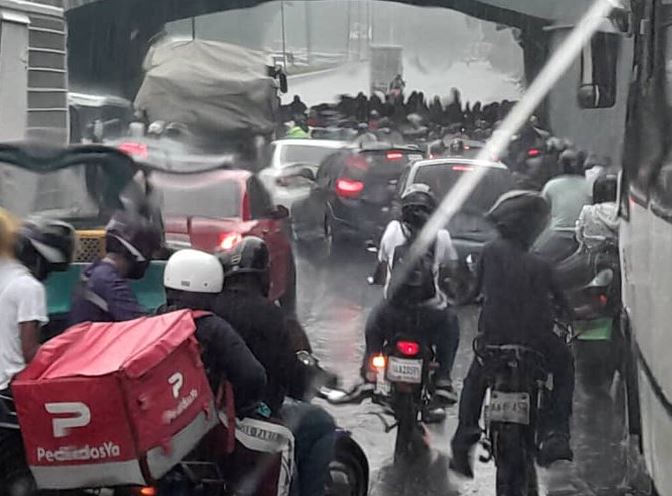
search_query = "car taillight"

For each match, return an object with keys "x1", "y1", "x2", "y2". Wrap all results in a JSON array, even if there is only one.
[
  {"x1": 396, "y1": 341, "x2": 420, "y2": 356},
  {"x1": 386, "y1": 151, "x2": 404, "y2": 160},
  {"x1": 218, "y1": 232, "x2": 242, "y2": 251},
  {"x1": 335, "y1": 178, "x2": 364, "y2": 198},
  {"x1": 371, "y1": 354, "x2": 386, "y2": 370},
  {"x1": 452, "y1": 165, "x2": 474, "y2": 172},
  {"x1": 118, "y1": 141, "x2": 148, "y2": 160},
  {"x1": 527, "y1": 148, "x2": 541, "y2": 158}
]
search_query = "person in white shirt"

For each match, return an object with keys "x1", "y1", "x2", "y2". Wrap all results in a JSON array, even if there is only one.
[
  {"x1": 0, "y1": 216, "x2": 76, "y2": 425},
  {"x1": 363, "y1": 184, "x2": 461, "y2": 406}
]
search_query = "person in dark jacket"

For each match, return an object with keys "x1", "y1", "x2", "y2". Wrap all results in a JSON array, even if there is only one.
[
  {"x1": 161, "y1": 248, "x2": 266, "y2": 414},
  {"x1": 214, "y1": 237, "x2": 335, "y2": 496},
  {"x1": 450, "y1": 191, "x2": 575, "y2": 477},
  {"x1": 69, "y1": 210, "x2": 161, "y2": 325}
]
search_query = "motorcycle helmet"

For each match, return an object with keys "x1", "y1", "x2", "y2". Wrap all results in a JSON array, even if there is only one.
[
  {"x1": 105, "y1": 210, "x2": 162, "y2": 279},
  {"x1": 428, "y1": 139, "x2": 446, "y2": 159},
  {"x1": 487, "y1": 190, "x2": 550, "y2": 247},
  {"x1": 400, "y1": 184, "x2": 437, "y2": 235},
  {"x1": 448, "y1": 138, "x2": 465, "y2": 155},
  {"x1": 217, "y1": 236, "x2": 271, "y2": 297},
  {"x1": 164, "y1": 249, "x2": 224, "y2": 294},
  {"x1": 15, "y1": 217, "x2": 77, "y2": 281},
  {"x1": 593, "y1": 173, "x2": 618, "y2": 204}
]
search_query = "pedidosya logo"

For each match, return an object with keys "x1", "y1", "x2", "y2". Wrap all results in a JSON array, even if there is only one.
[
  {"x1": 163, "y1": 371, "x2": 199, "y2": 424},
  {"x1": 39, "y1": 402, "x2": 121, "y2": 463}
]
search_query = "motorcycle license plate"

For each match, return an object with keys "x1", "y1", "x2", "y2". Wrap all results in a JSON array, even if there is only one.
[
  {"x1": 386, "y1": 357, "x2": 423, "y2": 384},
  {"x1": 488, "y1": 391, "x2": 530, "y2": 425}
]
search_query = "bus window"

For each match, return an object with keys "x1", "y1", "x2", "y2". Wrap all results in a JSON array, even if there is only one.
[{"x1": 578, "y1": 32, "x2": 619, "y2": 109}]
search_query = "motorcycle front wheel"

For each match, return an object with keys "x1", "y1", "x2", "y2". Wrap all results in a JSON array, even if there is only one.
[{"x1": 493, "y1": 424, "x2": 538, "y2": 496}]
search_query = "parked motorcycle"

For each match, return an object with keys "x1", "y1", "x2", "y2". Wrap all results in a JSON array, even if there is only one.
[{"x1": 476, "y1": 339, "x2": 550, "y2": 496}]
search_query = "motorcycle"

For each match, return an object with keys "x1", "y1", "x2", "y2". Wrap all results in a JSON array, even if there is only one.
[
  {"x1": 476, "y1": 339, "x2": 550, "y2": 496},
  {"x1": 0, "y1": 352, "x2": 369, "y2": 496},
  {"x1": 323, "y1": 334, "x2": 442, "y2": 464},
  {"x1": 555, "y1": 236, "x2": 621, "y2": 387}
]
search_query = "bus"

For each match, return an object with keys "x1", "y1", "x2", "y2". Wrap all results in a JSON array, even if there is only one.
[
  {"x1": 619, "y1": 1, "x2": 672, "y2": 494},
  {"x1": 0, "y1": 0, "x2": 68, "y2": 144}
]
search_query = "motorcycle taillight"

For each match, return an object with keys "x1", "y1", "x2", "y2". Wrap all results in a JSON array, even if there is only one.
[{"x1": 396, "y1": 340, "x2": 420, "y2": 356}]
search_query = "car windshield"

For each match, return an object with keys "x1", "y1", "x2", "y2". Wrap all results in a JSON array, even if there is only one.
[
  {"x1": 279, "y1": 144, "x2": 338, "y2": 166},
  {"x1": 150, "y1": 171, "x2": 241, "y2": 219}
]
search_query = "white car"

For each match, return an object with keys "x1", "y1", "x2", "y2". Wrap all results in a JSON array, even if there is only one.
[{"x1": 259, "y1": 139, "x2": 348, "y2": 208}]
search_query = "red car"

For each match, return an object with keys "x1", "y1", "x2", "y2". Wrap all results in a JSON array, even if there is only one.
[{"x1": 149, "y1": 168, "x2": 296, "y2": 314}]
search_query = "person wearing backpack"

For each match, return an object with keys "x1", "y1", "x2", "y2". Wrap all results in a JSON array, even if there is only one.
[{"x1": 362, "y1": 184, "x2": 461, "y2": 407}]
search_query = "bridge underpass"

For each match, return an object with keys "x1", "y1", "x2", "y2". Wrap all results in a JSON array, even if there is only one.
[{"x1": 64, "y1": 0, "x2": 562, "y2": 99}]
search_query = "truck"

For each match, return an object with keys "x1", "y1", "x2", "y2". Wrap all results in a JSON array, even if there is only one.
[
  {"x1": 369, "y1": 45, "x2": 403, "y2": 96},
  {"x1": 133, "y1": 38, "x2": 286, "y2": 166},
  {"x1": 0, "y1": 0, "x2": 68, "y2": 144}
]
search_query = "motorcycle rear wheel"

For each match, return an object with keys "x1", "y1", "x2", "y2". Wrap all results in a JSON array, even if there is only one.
[
  {"x1": 493, "y1": 424, "x2": 538, "y2": 496},
  {"x1": 0, "y1": 430, "x2": 37, "y2": 496},
  {"x1": 393, "y1": 393, "x2": 425, "y2": 464}
]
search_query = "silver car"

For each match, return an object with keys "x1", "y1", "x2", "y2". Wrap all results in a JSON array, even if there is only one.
[{"x1": 259, "y1": 139, "x2": 348, "y2": 208}]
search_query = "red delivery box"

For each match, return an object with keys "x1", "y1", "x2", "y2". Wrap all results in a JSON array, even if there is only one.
[{"x1": 12, "y1": 310, "x2": 218, "y2": 490}]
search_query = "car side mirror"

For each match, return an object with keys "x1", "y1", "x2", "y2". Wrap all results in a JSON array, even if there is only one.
[{"x1": 270, "y1": 205, "x2": 290, "y2": 220}]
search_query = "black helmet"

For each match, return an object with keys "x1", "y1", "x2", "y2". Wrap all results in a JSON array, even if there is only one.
[
  {"x1": 105, "y1": 210, "x2": 162, "y2": 279},
  {"x1": 593, "y1": 173, "x2": 618, "y2": 204},
  {"x1": 487, "y1": 190, "x2": 550, "y2": 247},
  {"x1": 15, "y1": 217, "x2": 77, "y2": 281},
  {"x1": 428, "y1": 139, "x2": 446, "y2": 158},
  {"x1": 217, "y1": 236, "x2": 271, "y2": 296},
  {"x1": 448, "y1": 138, "x2": 465, "y2": 155},
  {"x1": 400, "y1": 184, "x2": 437, "y2": 234}
]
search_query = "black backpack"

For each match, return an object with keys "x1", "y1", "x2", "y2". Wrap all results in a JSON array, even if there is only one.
[{"x1": 388, "y1": 231, "x2": 436, "y2": 305}]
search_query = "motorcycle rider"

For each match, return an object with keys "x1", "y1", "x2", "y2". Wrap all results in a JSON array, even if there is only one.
[
  {"x1": 214, "y1": 237, "x2": 336, "y2": 496},
  {"x1": 576, "y1": 173, "x2": 618, "y2": 252},
  {"x1": 160, "y1": 248, "x2": 267, "y2": 414},
  {"x1": 69, "y1": 210, "x2": 162, "y2": 325},
  {"x1": 534, "y1": 148, "x2": 591, "y2": 262},
  {"x1": 363, "y1": 184, "x2": 461, "y2": 406},
  {"x1": 451, "y1": 191, "x2": 575, "y2": 477},
  {"x1": 0, "y1": 215, "x2": 76, "y2": 424}
]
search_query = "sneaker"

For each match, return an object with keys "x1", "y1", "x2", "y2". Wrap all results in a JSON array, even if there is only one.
[
  {"x1": 537, "y1": 432, "x2": 574, "y2": 467},
  {"x1": 449, "y1": 448, "x2": 474, "y2": 479},
  {"x1": 433, "y1": 379, "x2": 458, "y2": 406}
]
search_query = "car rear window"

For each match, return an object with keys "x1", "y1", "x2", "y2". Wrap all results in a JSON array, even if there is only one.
[
  {"x1": 280, "y1": 144, "x2": 339, "y2": 167},
  {"x1": 413, "y1": 163, "x2": 515, "y2": 212},
  {"x1": 150, "y1": 171, "x2": 241, "y2": 219},
  {"x1": 344, "y1": 149, "x2": 423, "y2": 182}
]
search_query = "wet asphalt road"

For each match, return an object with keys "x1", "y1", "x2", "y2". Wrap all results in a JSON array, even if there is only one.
[{"x1": 294, "y1": 247, "x2": 635, "y2": 496}]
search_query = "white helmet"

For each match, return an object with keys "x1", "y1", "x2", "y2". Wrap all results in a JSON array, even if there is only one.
[{"x1": 164, "y1": 249, "x2": 223, "y2": 294}]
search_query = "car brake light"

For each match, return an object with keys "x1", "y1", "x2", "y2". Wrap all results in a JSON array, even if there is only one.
[
  {"x1": 219, "y1": 232, "x2": 242, "y2": 251},
  {"x1": 118, "y1": 141, "x2": 148, "y2": 160},
  {"x1": 335, "y1": 178, "x2": 364, "y2": 198},
  {"x1": 396, "y1": 341, "x2": 420, "y2": 356},
  {"x1": 371, "y1": 354, "x2": 386, "y2": 370},
  {"x1": 386, "y1": 151, "x2": 404, "y2": 160},
  {"x1": 452, "y1": 165, "x2": 474, "y2": 172},
  {"x1": 134, "y1": 487, "x2": 157, "y2": 496},
  {"x1": 527, "y1": 148, "x2": 541, "y2": 158}
]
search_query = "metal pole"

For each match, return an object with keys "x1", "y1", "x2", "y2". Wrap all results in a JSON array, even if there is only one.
[
  {"x1": 305, "y1": 2, "x2": 312, "y2": 66},
  {"x1": 191, "y1": 17, "x2": 196, "y2": 40},
  {"x1": 346, "y1": 0, "x2": 352, "y2": 61},
  {"x1": 281, "y1": 0, "x2": 287, "y2": 69}
]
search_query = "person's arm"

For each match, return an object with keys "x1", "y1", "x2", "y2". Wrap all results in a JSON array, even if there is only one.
[
  {"x1": 19, "y1": 321, "x2": 40, "y2": 363},
  {"x1": 16, "y1": 278, "x2": 48, "y2": 364},
  {"x1": 105, "y1": 277, "x2": 145, "y2": 321},
  {"x1": 198, "y1": 317, "x2": 266, "y2": 413}
]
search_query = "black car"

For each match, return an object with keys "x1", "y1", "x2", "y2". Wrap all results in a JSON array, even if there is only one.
[
  {"x1": 394, "y1": 158, "x2": 516, "y2": 302},
  {"x1": 292, "y1": 143, "x2": 424, "y2": 255}
]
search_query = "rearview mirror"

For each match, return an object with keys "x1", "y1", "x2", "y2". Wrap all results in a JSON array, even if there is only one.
[{"x1": 279, "y1": 72, "x2": 288, "y2": 94}]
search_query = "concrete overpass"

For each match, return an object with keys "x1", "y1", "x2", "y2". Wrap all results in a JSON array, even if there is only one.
[{"x1": 62, "y1": 0, "x2": 601, "y2": 98}]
